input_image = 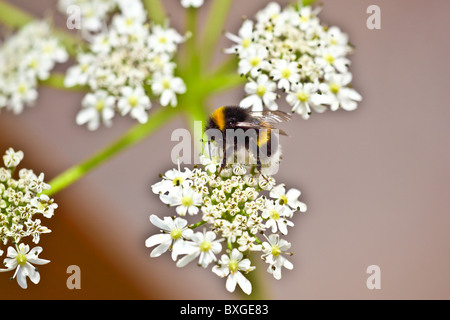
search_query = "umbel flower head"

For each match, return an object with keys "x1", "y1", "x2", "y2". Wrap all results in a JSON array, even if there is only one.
[
  {"x1": 226, "y1": 2, "x2": 362, "y2": 118},
  {"x1": 60, "y1": 0, "x2": 187, "y2": 130},
  {"x1": 146, "y1": 143, "x2": 306, "y2": 295},
  {"x1": 0, "y1": 148, "x2": 56, "y2": 289},
  {"x1": 0, "y1": 20, "x2": 68, "y2": 114}
]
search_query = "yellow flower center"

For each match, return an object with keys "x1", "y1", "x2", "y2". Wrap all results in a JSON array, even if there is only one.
[
  {"x1": 29, "y1": 59, "x2": 38, "y2": 69},
  {"x1": 181, "y1": 196, "x2": 193, "y2": 207},
  {"x1": 200, "y1": 240, "x2": 212, "y2": 252},
  {"x1": 162, "y1": 79, "x2": 171, "y2": 89},
  {"x1": 16, "y1": 252, "x2": 27, "y2": 266},
  {"x1": 271, "y1": 245, "x2": 281, "y2": 257},
  {"x1": 330, "y1": 83, "x2": 341, "y2": 94},
  {"x1": 228, "y1": 259, "x2": 239, "y2": 274},
  {"x1": 296, "y1": 91, "x2": 309, "y2": 102},
  {"x1": 172, "y1": 177, "x2": 184, "y2": 186},
  {"x1": 18, "y1": 84, "x2": 27, "y2": 94},
  {"x1": 95, "y1": 100, "x2": 105, "y2": 111},
  {"x1": 170, "y1": 228, "x2": 182, "y2": 240},
  {"x1": 324, "y1": 53, "x2": 335, "y2": 64},
  {"x1": 242, "y1": 38, "x2": 251, "y2": 49},
  {"x1": 269, "y1": 209, "x2": 280, "y2": 221},
  {"x1": 250, "y1": 57, "x2": 261, "y2": 67},
  {"x1": 256, "y1": 85, "x2": 266, "y2": 97},
  {"x1": 281, "y1": 68, "x2": 291, "y2": 79},
  {"x1": 279, "y1": 195, "x2": 288, "y2": 205},
  {"x1": 159, "y1": 37, "x2": 167, "y2": 44},
  {"x1": 128, "y1": 96, "x2": 138, "y2": 107}
]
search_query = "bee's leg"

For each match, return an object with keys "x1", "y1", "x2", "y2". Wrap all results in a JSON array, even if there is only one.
[
  {"x1": 215, "y1": 142, "x2": 228, "y2": 179},
  {"x1": 256, "y1": 157, "x2": 269, "y2": 182},
  {"x1": 215, "y1": 159, "x2": 226, "y2": 179}
]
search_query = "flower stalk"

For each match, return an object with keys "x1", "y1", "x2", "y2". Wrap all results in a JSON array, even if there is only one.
[{"x1": 44, "y1": 106, "x2": 180, "y2": 196}]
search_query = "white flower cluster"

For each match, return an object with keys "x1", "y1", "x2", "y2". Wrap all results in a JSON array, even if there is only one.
[
  {"x1": 0, "y1": 148, "x2": 55, "y2": 289},
  {"x1": 146, "y1": 148, "x2": 306, "y2": 295},
  {"x1": 0, "y1": 21, "x2": 68, "y2": 114},
  {"x1": 180, "y1": 0, "x2": 205, "y2": 8},
  {"x1": 62, "y1": 0, "x2": 186, "y2": 130},
  {"x1": 226, "y1": 2, "x2": 362, "y2": 119}
]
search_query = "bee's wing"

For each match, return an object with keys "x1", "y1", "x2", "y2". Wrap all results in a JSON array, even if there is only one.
[
  {"x1": 248, "y1": 110, "x2": 292, "y2": 124},
  {"x1": 234, "y1": 122, "x2": 289, "y2": 136}
]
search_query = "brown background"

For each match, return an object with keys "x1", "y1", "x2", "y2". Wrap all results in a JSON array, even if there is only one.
[{"x1": 0, "y1": 0, "x2": 449, "y2": 299}]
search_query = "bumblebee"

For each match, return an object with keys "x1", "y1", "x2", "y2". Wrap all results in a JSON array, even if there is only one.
[{"x1": 204, "y1": 106, "x2": 291, "y2": 174}]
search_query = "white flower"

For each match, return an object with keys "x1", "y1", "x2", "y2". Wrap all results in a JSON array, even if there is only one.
[
  {"x1": 145, "y1": 215, "x2": 193, "y2": 261},
  {"x1": 76, "y1": 90, "x2": 116, "y2": 130},
  {"x1": 3, "y1": 148, "x2": 24, "y2": 168},
  {"x1": 0, "y1": 20, "x2": 67, "y2": 114},
  {"x1": 240, "y1": 74, "x2": 278, "y2": 111},
  {"x1": 21, "y1": 53, "x2": 54, "y2": 80},
  {"x1": 151, "y1": 73, "x2": 186, "y2": 107},
  {"x1": 325, "y1": 26, "x2": 349, "y2": 48},
  {"x1": 315, "y1": 46, "x2": 350, "y2": 73},
  {"x1": 255, "y1": 2, "x2": 281, "y2": 26},
  {"x1": 200, "y1": 142, "x2": 221, "y2": 174},
  {"x1": 320, "y1": 72, "x2": 362, "y2": 111},
  {"x1": 112, "y1": 13, "x2": 146, "y2": 36},
  {"x1": 226, "y1": 2, "x2": 361, "y2": 117},
  {"x1": 181, "y1": 0, "x2": 204, "y2": 8},
  {"x1": 176, "y1": 230, "x2": 223, "y2": 268},
  {"x1": 212, "y1": 248, "x2": 255, "y2": 295},
  {"x1": 39, "y1": 38, "x2": 69, "y2": 63},
  {"x1": 238, "y1": 45, "x2": 270, "y2": 78},
  {"x1": 286, "y1": 82, "x2": 329, "y2": 119},
  {"x1": 8, "y1": 77, "x2": 38, "y2": 114},
  {"x1": 224, "y1": 19, "x2": 254, "y2": 55},
  {"x1": 298, "y1": 6, "x2": 320, "y2": 31},
  {"x1": 270, "y1": 59, "x2": 300, "y2": 91},
  {"x1": 91, "y1": 31, "x2": 120, "y2": 54},
  {"x1": 28, "y1": 172, "x2": 51, "y2": 194},
  {"x1": 261, "y1": 200, "x2": 293, "y2": 235},
  {"x1": 270, "y1": 183, "x2": 307, "y2": 213},
  {"x1": 117, "y1": 86, "x2": 151, "y2": 123},
  {"x1": 152, "y1": 166, "x2": 193, "y2": 195},
  {"x1": 148, "y1": 25, "x2": 184, "y2": 54},
  {"x1": 30, "y1": 194, "x2": 58, "y2": 218},
  {"x1": 0, "y1": 244, "x2": 50, "y2": 289},
  {"x1": 160, "y1": 186, "x2": 203, "y2": 216},
  {"x1": 261, "y1": 234, "x2": 293, "y2": 280},
  {"x1": 64, "y1": 53, "x2": 94, "y2": 87}
]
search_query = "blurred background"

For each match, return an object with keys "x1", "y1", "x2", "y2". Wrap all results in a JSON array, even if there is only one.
[{"x1": 0, "y1": 0, "x2": 449, "y2": 299}]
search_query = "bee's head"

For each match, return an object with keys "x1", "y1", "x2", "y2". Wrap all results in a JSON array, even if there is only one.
[
  {"x1": 224, "y1": 106, "x2": 249, "y2": 129},
  {"x1": 206, "y1": 106, "x2": 249, "y2": 133}
]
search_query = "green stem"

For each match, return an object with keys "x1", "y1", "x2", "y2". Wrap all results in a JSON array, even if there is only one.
[
  {"x1": 0, "y1": 0, "x2": 33, "y2": 28},
  {"x1": 200, "y1": 0, "x2": 233, "y2": 70},
  {"x1": 241, "y1": 252, "x2": 271, "y2": 300},
  {"x1": 184, "y1": 7, "x2": 198, "y2": 67},
  {"x1": 208, "y1": 55, "x2": 239, "y2": 77},
  {"x1": 203, "y1": 72, "x2": 246, "y2": 95},
  {"x1": 189, "y1": 220, "x2": 207, "y2": 229},
  {"x1": 143, "y1": 0, "x2": 167, "y2": 25},
  {"x1": 39, "y1": 73, "x2": 88, "y2": 91},
  {"x1": 298, "y1": 0, "x2": 318, "y2": 8},
  {"x1": 44, "y1": 106, "x2": 179, "y2": 196}
]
